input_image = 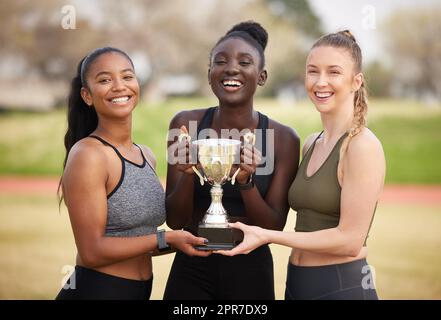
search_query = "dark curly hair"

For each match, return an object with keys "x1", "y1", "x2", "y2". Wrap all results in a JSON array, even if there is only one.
[{"x1": 210, "y1": 21, "x2": 268, "y2": 69}]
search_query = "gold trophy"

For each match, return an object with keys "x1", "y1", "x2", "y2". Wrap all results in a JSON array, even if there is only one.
[
  {"x1": 192, "y1": 138, "x2": 242, "y2": 250},
  {"x1": 179, "y1": 130, "x2": 248, "y2": 250}
]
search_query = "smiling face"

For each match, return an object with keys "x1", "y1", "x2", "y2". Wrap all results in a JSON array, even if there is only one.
[
  {"x1": 209, "y1": 37, "x2": 267, "y2": 107},
  {"x1": 305, "y1": 45, "x2": 362, "y2": 114},
  {"x1": 80, "y1": 52, "x2": 139, "y2": 119}
]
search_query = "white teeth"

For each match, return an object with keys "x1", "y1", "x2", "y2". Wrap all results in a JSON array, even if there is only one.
[
  {"x1": 315, "y1": 92, "x2": 333, "y2": 98},
  {"x1": 223, "y1": 80, "x2": 242, "y2": 87},
  {"x1": 111, "y1": 96, "x2": 130, "y2": 103}
]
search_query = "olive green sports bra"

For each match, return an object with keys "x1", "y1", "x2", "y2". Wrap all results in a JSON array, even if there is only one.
[{"x1": 288, "y1": 131, "x2": 374, "y2": 246}]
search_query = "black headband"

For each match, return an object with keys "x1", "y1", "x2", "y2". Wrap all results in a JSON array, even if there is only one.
[{"x1": 80, "y1": 54, "x2": 92, "y2": 87}]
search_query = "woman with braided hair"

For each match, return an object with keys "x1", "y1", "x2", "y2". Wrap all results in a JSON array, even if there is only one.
[{"x1": 217, "y1": 30, "x2": 385, "y2": 300}]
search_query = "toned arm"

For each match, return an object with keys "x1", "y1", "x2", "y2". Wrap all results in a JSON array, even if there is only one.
[
  {"x1": 264, "y1": 130, "x2": 385, "y2": 256},
  {"x1": 63, "y1": 142, "x2": 159, "y2": 268},
  {"x1": 221, "y1": 129, "x2": 385, "y2": 257}
]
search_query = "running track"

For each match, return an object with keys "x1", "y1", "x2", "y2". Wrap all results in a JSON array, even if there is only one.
[{"x1": 0, "y1": 176, "x2": 440, "y2": 205}]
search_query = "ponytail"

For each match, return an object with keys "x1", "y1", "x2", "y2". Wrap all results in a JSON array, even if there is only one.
[
  {"x1": 57, "y1": 58, "x2": 98, "y2": 206},
  {"x1": 338, "y1": 81, "x2": 368, "y2": 179},
  {"x1": 65, "y1": 58, "x2": 99, "y2": 165}
]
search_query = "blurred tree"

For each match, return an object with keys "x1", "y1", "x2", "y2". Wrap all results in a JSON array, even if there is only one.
[
  {"x1": 364, "y1": 61, "x2": 393, "y2": 97},
  {"x1": 382, "y1": 6, "x2": 441, "y2": 100},
  {"x1": 0, "y1": 0, "x2": 325, "y2": 108},
  {"x1": 84, "y1": 0, "x2": 254, "y2": 97},
  {"x1": 261, "y1": 0, "x2": 323, "y2": 96},
  {"x1": 266, "y1": 0, "x2": 322, "y2": 37},
  {"x1": 0, "y1": 0, "x2": 108, "y2": 80},
  {"x1": 0, "y1": 0, "x2": 111, "y2": 108}
]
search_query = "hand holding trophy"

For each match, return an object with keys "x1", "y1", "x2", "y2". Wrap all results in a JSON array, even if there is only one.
[{"x1": 178, "y1": 127, "x2": 255, "y2": 250}]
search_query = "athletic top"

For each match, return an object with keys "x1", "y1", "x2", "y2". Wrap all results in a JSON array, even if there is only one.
[
  {"x1": 89, "y1": 135, "x2": 166, "y2": 237},
  {"x1": 288, "y1": 132, "x2": 375, "y2": 246}
]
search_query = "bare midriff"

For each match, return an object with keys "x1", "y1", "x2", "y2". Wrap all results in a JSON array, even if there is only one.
[
  {"x1": 77, "y1": 253, "x2": 152, "y2": 281},
  {"x1": 289, "y1": 246, "x2": 368, "y2": 267}
]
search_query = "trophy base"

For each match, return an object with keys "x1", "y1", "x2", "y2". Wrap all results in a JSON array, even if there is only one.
[{"x1": 195, "y1": 224, "x2": 243, "y2": 251}]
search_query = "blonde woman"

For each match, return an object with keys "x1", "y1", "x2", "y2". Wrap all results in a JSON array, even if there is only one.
[{"x1": 217, "y1": 30, "x2": 385, "y2": 300}]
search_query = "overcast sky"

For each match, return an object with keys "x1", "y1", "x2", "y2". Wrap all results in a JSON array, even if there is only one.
[{"x1": 309, "y1": 0, "x2": 439, "y2": 62}]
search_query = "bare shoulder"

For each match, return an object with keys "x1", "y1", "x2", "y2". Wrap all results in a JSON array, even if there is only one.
[
  {"x1": 66, "y1": 138, "x2": 108, "y2": 168},
  {"x1": 341, "y1": 128, "x2": 385, "y2": 192},
  {"x1": 347, "y1": 128, "x2": 384, "y2": 159},
  {"x1": 138, "y1": 144, "x2": 157, "y2": 170},
  {"x1": 344, "y1": 128, "x2": 385, "y2": 180},
  {"x1": 169, "y1": 108, "x2": 209, "y2": 129},
  {"x1": 268, "y1": 118, "x2": 300, "y2": 144},
  {"x1": 63, "y1": 137, "x2": 108, "y2": 186},
  {"x1": 302, "y1": 132, "x2": 321, "y2": 157}
]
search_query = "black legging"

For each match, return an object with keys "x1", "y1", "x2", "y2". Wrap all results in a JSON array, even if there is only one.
[
  {"x1": 164, "y1": 245, "x2": 275, "y2": 300},
  {"x1": 285, "y1": 258, "x2": 378, "y2": 300},
  {"x1": 55, "y1": 266, "x2": 152, "y2": 300}
]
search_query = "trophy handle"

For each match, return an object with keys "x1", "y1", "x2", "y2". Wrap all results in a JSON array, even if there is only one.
[
  {"x1": 230, "y1": 167, "x2": 240, "y2": 185},
  {"x1": 192, "y1": 166, "x2": 206, "y2": 186},
  {"x1": 178, "y1": 132, "x2": 190, "y2": 143},
  {"x1": 230, "y1": 132, "x2": 256, "y2": 185},
  {"x1": 244, "y1": 132, "x2": 256, "y2": 145},
  {"x1": 178, "y1": 132, "x2": 206, "y2": 186}
]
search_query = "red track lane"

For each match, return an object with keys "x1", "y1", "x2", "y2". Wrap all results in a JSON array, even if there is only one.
[{"x1": 0, "y1": 177, "x2": 440, "y2": 205}]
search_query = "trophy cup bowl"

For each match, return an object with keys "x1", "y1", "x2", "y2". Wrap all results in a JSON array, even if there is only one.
[{"x1": 192, "y1": 138, "x2": 242, "y2": 250}]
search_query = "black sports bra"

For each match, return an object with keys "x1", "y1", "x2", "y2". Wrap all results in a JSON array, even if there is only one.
[{"x1": 192, "y1": 107, "x2": 274, "y2": 220}]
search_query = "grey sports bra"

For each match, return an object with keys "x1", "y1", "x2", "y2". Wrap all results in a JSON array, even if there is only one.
[{"x1": 90, "y1": 135, "x2": 166, "y2": 237}]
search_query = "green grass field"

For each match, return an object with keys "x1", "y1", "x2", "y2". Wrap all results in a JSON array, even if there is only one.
[
  {"x1": 0, "y1": 98, "x2": 440, "y2": 183},
  {"x1": 1, "y1": 98, "x2": 440, "y2": 299},
  {"x1": 0, "y1": 194, "x2": 440, "y2": 299}
]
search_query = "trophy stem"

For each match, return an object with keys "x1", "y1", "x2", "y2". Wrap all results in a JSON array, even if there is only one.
[{"x1": 201, "y1": 184, "x2": 229, "y2": 226}]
